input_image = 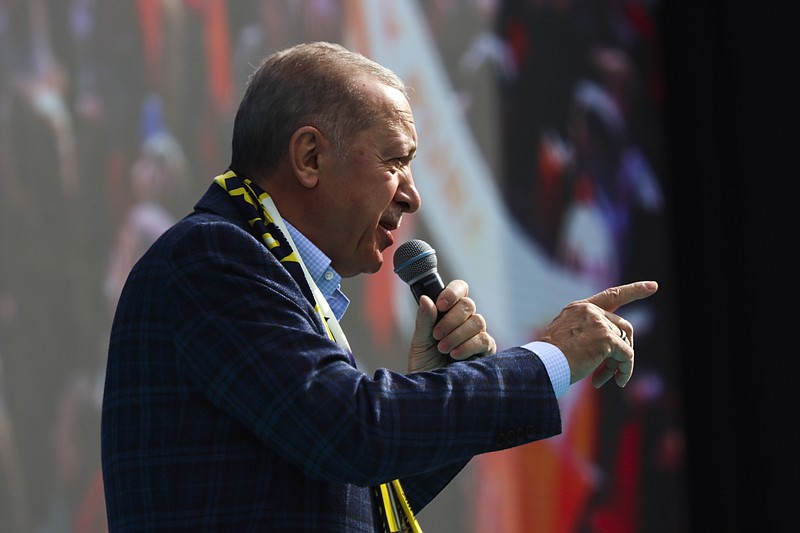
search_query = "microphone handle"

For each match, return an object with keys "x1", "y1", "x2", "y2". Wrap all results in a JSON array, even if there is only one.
[{"x1": 410, "y1": 271, "x2": 446, "y2": 322}]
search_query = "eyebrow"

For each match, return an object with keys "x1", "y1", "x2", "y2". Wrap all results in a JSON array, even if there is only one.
[{"x1": 383, "y1": 135, "x2": 416, "y2": 158}]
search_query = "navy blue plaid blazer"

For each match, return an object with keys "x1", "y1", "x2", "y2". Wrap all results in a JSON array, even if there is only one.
[{"x1": 101, "y1": 183, "x2": 562, "y2": 532}]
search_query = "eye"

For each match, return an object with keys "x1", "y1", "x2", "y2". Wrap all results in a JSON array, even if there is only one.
[
  {"x1": 386, "y1": 158, "x2": 404, "y2": 173},
  {"x1": 385, "y1": 153, "x2": 414, "y2": 174}
]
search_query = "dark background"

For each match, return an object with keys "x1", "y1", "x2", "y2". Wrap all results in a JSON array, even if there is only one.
[{"x1": 662, "y1": 2, "x2": 798, "y2": 530}]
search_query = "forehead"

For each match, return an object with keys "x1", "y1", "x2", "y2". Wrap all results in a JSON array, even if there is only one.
[{"x1": 363, "y1": 81, "x2": 417, "y2": 147}]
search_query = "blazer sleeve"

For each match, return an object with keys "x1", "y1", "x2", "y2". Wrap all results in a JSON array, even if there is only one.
[{"x1": 167, "y1": 217, "x2": 562, "y2": 489}]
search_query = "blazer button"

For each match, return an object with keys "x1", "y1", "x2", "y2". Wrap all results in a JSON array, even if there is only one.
[
  {"x1": 526, "y1": 425, "x2": 536, "y2": 439},
  {"x1": 495, "y1": 433, "x2": 506, "y2": 448},
  {"x1": 505, "y1": 429, "x2": 518, "y2": 445}
]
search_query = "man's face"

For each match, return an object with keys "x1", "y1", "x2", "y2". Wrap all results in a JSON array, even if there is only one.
[{"x1": 318, "y1": 83, "x2": 421, "y2": 277}]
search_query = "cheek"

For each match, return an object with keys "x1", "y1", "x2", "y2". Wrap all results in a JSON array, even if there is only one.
[
  {"x1": 356, "y1": 184, "x2": 394, "y2": 217},
  {"x1": 352, "y1": 198, "x2": 387, "y2": 244}
]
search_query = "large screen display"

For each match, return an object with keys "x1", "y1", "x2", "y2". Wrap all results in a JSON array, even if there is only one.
[{"x1": 0, "y1": 1, "x2": 685, "y2": 531}]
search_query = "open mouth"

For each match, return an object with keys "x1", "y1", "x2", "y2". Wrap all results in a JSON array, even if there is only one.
[
  {"x1": 379, "y1": 220, "x2": 398, "y2": 232},
  {"x1": 378, "y1": 218, "x2": 399, "y2": 247}
]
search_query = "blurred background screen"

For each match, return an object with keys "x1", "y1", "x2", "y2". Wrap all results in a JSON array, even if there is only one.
[{"x1": 0, "y1": 1, "x2": 686, "y2": 531}]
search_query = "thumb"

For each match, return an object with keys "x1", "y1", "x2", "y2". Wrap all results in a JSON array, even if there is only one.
[{"x1": 586, "y1": 281, "x2": 659, "y2": 313}]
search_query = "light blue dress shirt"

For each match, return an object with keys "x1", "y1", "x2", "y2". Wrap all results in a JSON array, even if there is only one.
[{"x1": 283, "y1": 221, "x2": 350, "y2": 321}]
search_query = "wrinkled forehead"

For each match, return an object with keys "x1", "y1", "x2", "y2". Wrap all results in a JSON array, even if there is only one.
[{"x1": 369, "y1": 82, "x2": 416, "y2": 133}]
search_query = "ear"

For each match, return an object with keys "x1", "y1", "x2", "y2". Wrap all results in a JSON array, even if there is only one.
[{"x1": 289, "y1": 126, "x2": 325, "y2": 189}]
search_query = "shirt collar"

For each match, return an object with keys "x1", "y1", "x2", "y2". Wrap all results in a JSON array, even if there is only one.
[{"x1": 283, "y1": 220, "x2": 350, "y2": 320}]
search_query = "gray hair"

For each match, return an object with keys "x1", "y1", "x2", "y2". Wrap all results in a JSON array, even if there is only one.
[{"x1": 229, "y1": 42, "x2": 409, "y2": 179}]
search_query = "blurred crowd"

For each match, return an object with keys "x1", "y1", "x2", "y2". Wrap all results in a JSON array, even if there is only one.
[{"x1": 0, "y1": 1, "x2": 682, "y2": 532}]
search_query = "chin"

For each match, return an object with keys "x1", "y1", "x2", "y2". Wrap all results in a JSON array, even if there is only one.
[
  {"x1": 363, "y1": 259, "x2": 383, "y2": 275},
  {"x1": 362, "y1": 252, "x2": 384, "y2": 275},
  {"x1": 338, "y1": 256, "x2": 382, "y2": 278},
  {"x1": 344, "y1": 242, "x2": 385, "y2": 276}
]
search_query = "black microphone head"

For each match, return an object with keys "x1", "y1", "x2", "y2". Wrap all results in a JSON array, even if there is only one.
[{"x1": 393, "y1": 239, "x2": 438, "y2": 284}]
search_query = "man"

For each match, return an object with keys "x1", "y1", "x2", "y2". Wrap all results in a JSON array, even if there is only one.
[{"x1": 101, "y1": 42, "x2": 657, "y2": 532}]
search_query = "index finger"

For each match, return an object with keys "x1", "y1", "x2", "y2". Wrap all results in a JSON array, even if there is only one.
[
  {"x1": 435, "y1": 279, "x2": 469, "y2": 313},
  {"x1": 585, "y1": 281, "x2": 658, "y2": 313}
]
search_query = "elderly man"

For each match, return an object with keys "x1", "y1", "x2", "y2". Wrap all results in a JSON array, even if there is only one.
[{"x1": 101, "y1": 41, "x2": 657, "y2": 532}]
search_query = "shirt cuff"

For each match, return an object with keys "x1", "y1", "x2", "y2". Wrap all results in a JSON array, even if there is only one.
[{"x1": 522, "y1": 341, "x2": 570, "y2": 398}]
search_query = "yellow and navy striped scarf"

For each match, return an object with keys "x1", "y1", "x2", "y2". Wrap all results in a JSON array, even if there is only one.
[{"x1": 214, "y1": 170, "x2": 316, "y2": 306}]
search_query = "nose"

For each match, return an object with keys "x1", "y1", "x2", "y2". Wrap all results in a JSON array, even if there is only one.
[{"x1": 395, "y1": 169, "x2": 421, "y2": 214}]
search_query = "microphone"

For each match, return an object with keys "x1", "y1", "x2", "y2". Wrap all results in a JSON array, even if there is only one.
[{"x1": 393, "y1": 239, "x2": 445, "y2": 321}]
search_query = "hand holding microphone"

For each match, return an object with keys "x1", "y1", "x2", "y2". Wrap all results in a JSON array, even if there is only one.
[{"x1": 394, "y1": 239, "x2": 496, "y2": 372}]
